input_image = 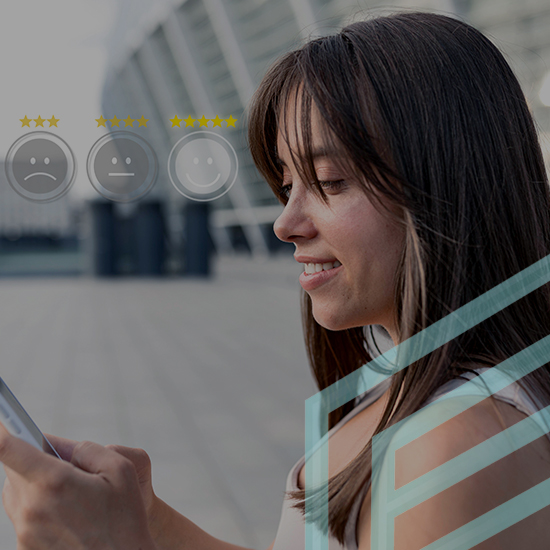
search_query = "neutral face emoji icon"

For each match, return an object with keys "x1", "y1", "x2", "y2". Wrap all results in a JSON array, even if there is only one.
[
  {"x1": 5, "y1": 132, "x2": 76, "y2": 202},
  {"x1": 168, "y1": 131, "x2": 238, "y2": 202},
  {"x1": 87, "y1": 132, "x2": 158, "y2": 202}
]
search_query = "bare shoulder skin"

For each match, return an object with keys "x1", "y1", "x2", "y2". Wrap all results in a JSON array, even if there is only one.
[{"x1": 356, "y1": 395, "x2": 550, "y2": 550}]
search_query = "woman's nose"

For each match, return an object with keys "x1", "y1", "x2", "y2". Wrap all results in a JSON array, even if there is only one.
[{"x1": 273, "y1": 191, "x2": 317, "y2": 243}]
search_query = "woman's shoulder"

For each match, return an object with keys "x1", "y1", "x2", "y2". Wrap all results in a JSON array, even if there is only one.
[
  {"x1": 394, "y1": 386, "x2": 548, "y2": 484},
  {"x1": 357, "y1": 370, "x2": 550, "y2": 549}
]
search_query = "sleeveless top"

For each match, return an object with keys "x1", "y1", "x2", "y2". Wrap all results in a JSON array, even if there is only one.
[{"x1": 270, "y1": 367, "x2": 548, "y2": 550}]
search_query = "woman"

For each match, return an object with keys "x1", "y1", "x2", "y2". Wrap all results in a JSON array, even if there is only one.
[{"x1": 1, "y1": 10, "x2": 550, "y2": 550}]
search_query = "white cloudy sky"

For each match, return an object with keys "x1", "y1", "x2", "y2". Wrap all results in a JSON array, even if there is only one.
[{"x1": 0, "y1": 0, "x2": 116, "y2": 198}]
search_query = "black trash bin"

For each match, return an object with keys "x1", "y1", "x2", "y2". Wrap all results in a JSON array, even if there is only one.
[
  {"x1": 183, "y1": 202, "x2": 211, "y2": 277},
  {"x1": 134, "y1": 201, "x2": 165, "y2": 276},
  {"x1": 90, "y1": 201, "x2": 116, "y2": 276}
]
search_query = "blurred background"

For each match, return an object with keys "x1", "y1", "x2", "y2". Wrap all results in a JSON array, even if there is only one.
[{"x1": 0, "y1": 0, "x2": 549, "y2": 548}]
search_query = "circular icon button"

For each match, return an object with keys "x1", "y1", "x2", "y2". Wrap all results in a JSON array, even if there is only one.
[
  {"x1": 5, "y1": 132, "x2": 76, "y2": 202},
  {"x1": 168, "y1": 131, "x2": 238, "y2": 202},
  {"x1": 87, "y1": 132, "x2": 158, "y2": 202}
]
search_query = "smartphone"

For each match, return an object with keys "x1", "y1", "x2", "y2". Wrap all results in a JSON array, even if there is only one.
[{"x1": 0, "y1": 378, "x2": 60, "y2": 458}]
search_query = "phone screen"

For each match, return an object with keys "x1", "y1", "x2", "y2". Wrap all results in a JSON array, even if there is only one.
[{"x1": 0, "y1": 378, "x2": 60, "y2": 458}]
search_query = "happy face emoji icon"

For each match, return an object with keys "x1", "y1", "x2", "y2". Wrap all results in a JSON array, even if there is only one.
[
  {"x1": 5, "y1": 132, "x2": 76, "y2": 202},
  {"x1": 87, "y1": 132, "x2": 158, "y2": 202},
  {"x1": 168, "y1": 131, "x2": 238, "y2": 202}
]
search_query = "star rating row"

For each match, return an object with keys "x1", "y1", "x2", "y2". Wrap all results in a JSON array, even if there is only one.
[
  {"x1": 20, "y1": 115, "x2": 60, "y2": 128},
  {"x1": 20, "y1": 115, "x2": 237, "y2": 130},
  {"x1": 170, "y1": 115, "x2": 237, "y2": 128},
  {"x1": 96, "y1": 116, "x2": 149, "y2": 128}
]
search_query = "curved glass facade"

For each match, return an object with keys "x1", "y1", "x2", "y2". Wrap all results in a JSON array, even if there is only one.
[{"x1": 102, "y1": 0, "x2": 550, "y2": 260}]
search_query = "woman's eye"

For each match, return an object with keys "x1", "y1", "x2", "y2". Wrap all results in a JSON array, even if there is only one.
[
  {"x1": 318, "y1": 179, "x2": 346, "y2": 191},
  {"x1": 278, "y1": 179, "x2": 345, "y2": 201},
  {"x1": 279, "y1": 183, "x2": 292, "y2": 199}
]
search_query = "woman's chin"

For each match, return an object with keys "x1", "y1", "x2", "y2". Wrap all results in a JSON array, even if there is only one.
[{"x1": 312, "y1": 307, "x2": 358, "y2": 331}]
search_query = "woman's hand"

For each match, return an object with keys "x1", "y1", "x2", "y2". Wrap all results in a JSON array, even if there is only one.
[
  {"x1": 102, "y1": 442, "x2": 156, "y2": 517},
  {"x1": 0, "y1": 425, "x2": 157, "y2": 549},
  {"x1": 48, "y1": 434, "x2": 158, "y2": 522}
]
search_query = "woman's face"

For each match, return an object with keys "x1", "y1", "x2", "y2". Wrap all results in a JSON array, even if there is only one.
[{"x1": 273, "y1": 105, "x2": 405, "y2": 342}]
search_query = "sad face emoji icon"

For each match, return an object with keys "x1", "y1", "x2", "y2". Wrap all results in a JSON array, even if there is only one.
[{"x1": 5, "y1": 132, "x2": 76, "y2": 202}]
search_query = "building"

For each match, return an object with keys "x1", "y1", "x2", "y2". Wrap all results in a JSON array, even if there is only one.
[{"x1": 100, "y1": 0, "x2": 550, "y2": 265}]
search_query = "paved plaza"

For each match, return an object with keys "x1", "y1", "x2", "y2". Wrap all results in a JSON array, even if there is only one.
[{"x1": 0, "y1": 253, "x2": 316, "y2": 550}]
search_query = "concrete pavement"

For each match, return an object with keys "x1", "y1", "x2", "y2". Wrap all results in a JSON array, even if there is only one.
[{"x1": 0, "y1": 253, "x2": 316, "y2": 550}]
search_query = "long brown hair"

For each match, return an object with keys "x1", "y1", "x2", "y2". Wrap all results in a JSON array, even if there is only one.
[{"x1": 247, "y1": 11, "x2": 550, "y2": 544}]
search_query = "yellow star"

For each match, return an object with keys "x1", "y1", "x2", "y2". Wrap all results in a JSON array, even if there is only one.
[
  {"x1": 225, "y1": 115, "x2": 237, "y2": 127},
  {"x1": 170, "y1": 115, "x2": 182, "y2": 128},
  {"x1": 184, "y1": 115, "x2": 196, "y2": 128},
  {"x1": 211, "y1": 115, "x2": 222, "y2": 127},
  {"x1": 137, "y1": 115, "x2": 149, "y2": 127},
  {"x1": 96, "y1": 115, "x2": 107, "y2": 127},
  {"x1": 47, "y1": 115, "x2": 60, "y2": 127},
  {"x1": 109, "y1": 115, "x2": 121, "y2": 128},
  {"x1": 123, "y1": 115, "x2": 135, "y2": 127},
  {"x1": 20, "y1": 115, "x2": 31, "y2": 127},
  {"x1": 34, "y1": 115, "x2": 45, "y2": 127},
  {"x1": 197, "y1": 115, "x2": 209, "y2": 127}
]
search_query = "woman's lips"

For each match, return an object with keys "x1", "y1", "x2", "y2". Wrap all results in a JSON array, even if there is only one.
[{"x1": 299, "y1": 264, "x2": 343, "y2": 291}]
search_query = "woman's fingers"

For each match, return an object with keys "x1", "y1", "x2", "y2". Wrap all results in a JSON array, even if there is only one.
[
  {"x1": 2, "y1": 473, "x2": 16, "y2": 519},
  {"x1": 43, "y1": 436, "x2": 150, "y2": 473},
  {"x1": 104, "y1": 444, "x2": 151, "y2": 476},
  {"x1": 70, "y1": 440, "x2": 135, "y2": 483},
  {"x1": 0, "y1": 423, "x2": 60, "y2": 481},
  {"x1": 43, "y1": 433, "x2": 79, "y2": 462},
  {"x1": 104, "y1": 444, "x2": 154, "y2": 510}
]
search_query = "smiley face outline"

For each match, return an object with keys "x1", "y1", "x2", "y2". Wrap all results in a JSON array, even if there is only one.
[
  {"x1": 87, "y1": 131, "x2": 158, "y2": 203},
  {"x1": 167, "y1": 131, "x2": 238, "y2": 202},
  {"x1": 5, "y1": 131, "x2": 76, "y2": 203}
]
